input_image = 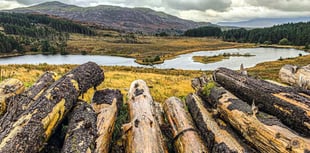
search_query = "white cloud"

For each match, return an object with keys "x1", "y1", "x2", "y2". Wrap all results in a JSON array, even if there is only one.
[
  {"x1": 0, "y1": 0, "x2": 25, "y2": 10},
  {"x1": 1, "y1": 0, "x2": 310, "y2": 23}
]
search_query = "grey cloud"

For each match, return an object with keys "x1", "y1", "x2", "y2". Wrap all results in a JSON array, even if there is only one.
[
  {"x1": 163, "y1": 0, "x2": 232, "y2": 11},
  {"x1": 245, "y1": 0, "x2": 310, "y2": 12},
  {"x1": 13, "y1": 0, "x2": 54, "y2": 5}
]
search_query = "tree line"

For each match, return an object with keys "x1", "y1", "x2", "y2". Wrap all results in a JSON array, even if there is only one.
[
  {"x1": 184, "y1": 22, "x2": 310, "y2": 46},
  {"x1": 0, "y1": 12, "x2": 96, "y2": 54}
]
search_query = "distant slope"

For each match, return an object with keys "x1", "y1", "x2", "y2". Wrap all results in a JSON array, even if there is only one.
[
  {"x1": 10, "y1": 1, "x2": 211, "y2": 33},
  {"x1": 218, "y1": 17, "x2": 310, "y2": 28}
]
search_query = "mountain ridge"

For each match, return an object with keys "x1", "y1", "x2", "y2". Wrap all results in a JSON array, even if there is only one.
[
  {"x1": 218, "y1": 17, "x2": 310, "y2": 28},
  {"x1": 9, "y1": 1, "x2": 212, "y2": 33}
]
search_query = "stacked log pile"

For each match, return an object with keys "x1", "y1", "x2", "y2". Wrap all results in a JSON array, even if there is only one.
[{"x1": 0, "y1": 62, "x2": 309, "y2": 153}]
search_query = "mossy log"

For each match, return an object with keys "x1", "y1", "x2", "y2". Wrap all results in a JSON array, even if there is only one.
[
  {"x1": 0, "y1": 62, "x2": 104, "y2": 153},
  {"x1": 91, "y1": 89, "x2": 123, "y2": 153},
  {"x1": 209, "y1": 86, "x2": 310, "y2": 153},
  {"x1": 186, "y1": 93, "x2": 254, "y2": 153},
  {"x1": 0, "y1": 78, "x2": 24, "y2": 115},
  {"x1": 124, "y1": 80, "x2": 167, "y2": 153},
  {"x1": 163, "y1": 97, "x2": 208, "y2": 153},
  {"x1": 61, "y1": 100, "x2": 97, "y2": 153},
  {"x1": 213, "y1": 67, "x2": 310, "y2": 136},
  {"x1": 1, "y1": 72, "x2": 57, "y2": 124},
  {"x1": 279, "y1": 64, "x2": 310, "y2": 89}
]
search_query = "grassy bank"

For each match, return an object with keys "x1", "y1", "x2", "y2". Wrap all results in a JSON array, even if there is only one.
[{"x1": 67, "y1": 34, "x2": 254, "y2": 62}]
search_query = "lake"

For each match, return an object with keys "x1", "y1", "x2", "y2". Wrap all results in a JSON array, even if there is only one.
[{"x1": 0, "y1": 48, "x2": 308, "y2": 70}]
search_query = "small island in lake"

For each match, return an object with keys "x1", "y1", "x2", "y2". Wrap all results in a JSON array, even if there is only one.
[{"x1": 193, "y1": 52, "x2": 255, "y2": 64}]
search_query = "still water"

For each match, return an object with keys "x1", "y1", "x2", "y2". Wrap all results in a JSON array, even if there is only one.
[{"x1": 0, "y1": 48, "x2": 308, "y2": 70}]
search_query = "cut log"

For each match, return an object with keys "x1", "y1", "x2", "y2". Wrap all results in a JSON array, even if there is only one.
[
  {"x1": 1, "y1": 72, "x2": 57, "y2": 124},
  {"x1": 124, "y1": 79, "x2": 167, "y2": 153},
  {"x1": 153, "y1": 101, "x2": 165, "y2": 127},
  {"x1": 209, "y1": 86, "x2": 310, "y2": 153},
  {"x1": 279, "y1": 64, "x2": 310, "y2": 89},
  {"x1": 0, "y1": 62, "x2": 104, "y2": 153},
  {"x1": 186, "y1": 93, "x2": 255, "y2": 153},
  {"x1": 0, "y1": 78, "x2": 24, "y2": 115},
  {"x1": 163, "y1": 96, "x2": 208, "y2": 153},
  {"x1": 213, "y1": 67, "x2": 310, "y2": 136},
  {"x1": 91, "y1": 89, "x2": 123, "y2": 153},
  {"x1": 61, "y1": 100, "x2": 97, "y2": 153}
]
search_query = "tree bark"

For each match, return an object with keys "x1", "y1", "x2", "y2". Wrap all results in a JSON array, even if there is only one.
[
  {"x1": 213, "y1": 67, "x2": 310, "y2": 136},
  {"x1": 124, "y1": 79, "x2": 167, "y2": 153},
  {"x1": 0, "y1": 62, "x2": 104, "y2": 153},
  {"x1": 61, "y1": 100, "x2": 97, "y2": 153},
  {"x1": 0, "y1": 78, "x2": 24, "y2": 115},
  {"x1": 209, "y1": 86, "x2": 310, "y2": 153},
  {"x1": 91, "y1": 89, "x2": 123, "y2": 153},
  {"x1": 1, "y1": 72, "x2": 56, "y2": 123},
  {"x1": 279, "y1": 64, "x2": 310, "y2": 89},
  {"x1": 186, "y1": 93, "x2": 255, "y2": 153},
  {"x1": 163, "y1": 96, "x2": 208, "y2": 153}
]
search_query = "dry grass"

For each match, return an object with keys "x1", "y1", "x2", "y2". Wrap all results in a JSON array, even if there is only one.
[
  {"x1": 0, "y1": 64, "x2": 203, "y2": 103},
  {"x1": 248, "y1": 54, "x2": 310, "y2": 81},
  {"x1": 67, "y1": 34, "x2": 254, "y2": 60}
]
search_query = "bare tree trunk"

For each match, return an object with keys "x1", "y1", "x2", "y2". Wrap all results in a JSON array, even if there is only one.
[
  {"x1": 0, "y1": 62, "x2": 104, "y2": 153},
  {"x1": 186, "y1": 93, "x2": 255, "y2": 153},
  {"x1": 61, "y1": 100, "x2": 97, "y2": 153},
  {"x1": 0, "y1": 78, "x2": 24, "y2": 115},
  {"x1": 209, "y1": 86, "x2": 310, "y2": 153},
  {"x1": 124, "y1": 80, "x2": 167, "y2": 153},
  {"x1": 1, "y1": 72, "x2": 56, "y2": 124},
  {"x1": 213, "y1": 67, "x2": 310, "y2": 136},
  {"x1": 163, "y1": 97, "x2": 208, "y2": 153},
  {"x1": 279, "y1": 64, "x2": 310, "y2": 89},
  {"x1": 91, "y1": 89, "x2": 123, "y2": 153}
]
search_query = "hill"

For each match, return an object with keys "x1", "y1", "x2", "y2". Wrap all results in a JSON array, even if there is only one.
[
  {"x1": 9, "y1": 1, "x2": 212, "y2": 34},
  {"x1": 218, "y1": 17, "x2": 310, "y2": 28}
]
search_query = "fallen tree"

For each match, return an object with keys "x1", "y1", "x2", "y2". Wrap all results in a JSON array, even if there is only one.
[
  {"x1": 1, "y1": 72, "x2": 56, "y2": 125},
  {"x1": 186, "y1": 93, "x2": 255, "y2": 153},
  {"x1": 279, "y1": 64, "x2": 310, "y2": 89},
  {"x1": 61, "y1": 100, "x2": 97, "y2": 153},
  {"x1": 124, "y1": 79, "x2": 167, "y2": 153},
  {"x1": 0, "y1": 78, "x2": 24, "y2": 115},
  {"x1": 0, "y1": 62, "x2": 104, "y2": 153},
  {"x1": 209, "y1": 86, "x2": 310, "y2": 153},
  {"x1": 91, "y1": 89, "x2": 123, "y2": 153},
  {"x1": 213, "y1": 67, "x2": 310, "y2": 136},
  {"x1": 163, "y1": 96, "x2": 208, "y2": 153}
]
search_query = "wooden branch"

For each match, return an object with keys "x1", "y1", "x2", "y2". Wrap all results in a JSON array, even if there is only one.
[
  {"x1": 279, "y1": 64, "x2": 310, "y2": 89},
  {"x1": 0, "y1": 78, "x2": 24, "y2": 115},
  {"x1": 186, "y1": 93, "x2": 254, "y2": 153},
  {"x1": 124, "y1": 79, "x2": 167, "y2": 153},
  {"x1": 209, "y1": 86, "x2": 310, "y2": 153},
  {"x1": 91, "y1": 89, "x2": 123, "y2": 153},
  {"x1": 0, "y1": 62, "x2": 104, "y2": 153},
  {"x1": 213, "y1": 67, "x2": 310, "y2": 136},
  {"x1": 61, "y1": 100, "x2": 97, "y2": 153},
  {"x1": 163, "y1": 97, "x2": 208, "y2": 153}
]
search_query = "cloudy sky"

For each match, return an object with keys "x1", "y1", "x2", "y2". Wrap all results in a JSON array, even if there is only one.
[{"x1": 1, "y1": 0, "x2": 310, "y2": 23}]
